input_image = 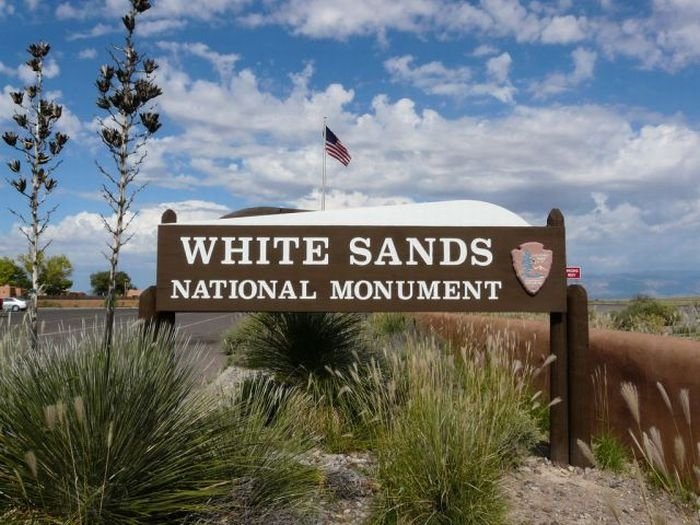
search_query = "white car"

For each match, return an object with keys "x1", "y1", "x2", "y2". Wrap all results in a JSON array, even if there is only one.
[{"x1": 2, "y1": 297, "x2": 27, "y2": 312}]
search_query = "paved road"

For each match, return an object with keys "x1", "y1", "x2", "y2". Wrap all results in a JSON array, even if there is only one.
[{"x1": 0, "y1": 309, "x2": 246, "y2": 380}]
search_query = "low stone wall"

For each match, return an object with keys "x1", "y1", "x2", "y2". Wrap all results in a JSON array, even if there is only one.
[
  {"x1": 415, "y1": 313, "x2": 700, "y2": 475},
  {"x1": 37, "y1": 298, "x2": 139, "y2": 308}
]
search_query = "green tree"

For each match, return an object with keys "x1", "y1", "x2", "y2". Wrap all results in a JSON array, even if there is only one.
[
  {"x1": 2, "y1": 42, "x2": 69, "y2": 349},
  {"x1": 19, "y1": 253, "x2": 73, "y2": 296},
  {"x1": 97, "y1": 0, "x2": 161, "y2": 350},
  {"x1": 40, "y1": 254, "x2": 73, "y2": 295},
  {"x1": 90, "y1": 270, "x2": 133, "y2": 296},
  {"x1": 0, "y1": 257, "x2": 31, "y2": 289}
]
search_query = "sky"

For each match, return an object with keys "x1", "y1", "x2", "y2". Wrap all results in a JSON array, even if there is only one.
[{"x1": 0, "y1": 0, "x2": 699, "y2": 298}]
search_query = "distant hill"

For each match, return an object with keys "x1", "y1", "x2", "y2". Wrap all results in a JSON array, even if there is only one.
[{"x1": 577, "y1": 270, "x2": 700, "y2": 300}]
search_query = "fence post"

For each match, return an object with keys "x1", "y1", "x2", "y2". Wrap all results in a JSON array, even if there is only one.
[
  {"x1": 548, "y1": 209, "x2": 569, "y2": 465},
  {"x1": 138, "y1": 209, "x2": 176, "y2": 332},
  {"x1": 567, "y1": 284, "x2": 592, "y2": 467}
]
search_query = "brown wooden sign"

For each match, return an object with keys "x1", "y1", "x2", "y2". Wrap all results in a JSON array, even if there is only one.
[{"x1": 156, "y1": 223, "x2": 566, "y2": 313}]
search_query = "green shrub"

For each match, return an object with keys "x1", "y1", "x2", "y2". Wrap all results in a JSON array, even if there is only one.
[
  {"x1": 613, "y1": 295, "x2": 679, "y2": 334},
  {"x1": 228, "y1": 312, "x2": 368, "y2": 386},
  {"x1": 0, "y1": 324, "x2": 320, "y2": 524},
  {"x1": 593, "y1": 432, "x2": 629, "y2": 473},
  {"x1": 366, "y1": 312, "x2": 408, "y2": 338},
  {"x1": 209, "y1": 376, "x2": 320, "y2": 519},
  {"x1": 345, "y1": 336, "x2": 542, "y2": 524},
  {"x1": 0, "y1": 324, "x2": 232, "y2": 523}
]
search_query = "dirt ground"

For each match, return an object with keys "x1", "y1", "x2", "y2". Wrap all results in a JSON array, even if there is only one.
[{"x1": 503, "y1": 456, "x2": 700, "y2": 525}]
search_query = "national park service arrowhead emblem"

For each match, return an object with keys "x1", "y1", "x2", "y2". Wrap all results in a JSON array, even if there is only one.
[{"x1": 511, "y1": 242, "x2": 553, "y2": 295}]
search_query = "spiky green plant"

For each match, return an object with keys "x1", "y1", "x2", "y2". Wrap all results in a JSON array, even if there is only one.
[
  {"x1": 0, "y1": 324, "x2": 231, "y2": 523},
  {"x1": 230, "y1": 312, "x2": 368, "y2": 386},
  {"x1": 0, "y1": 323, "x2": 323, "y2": 524},
  {"x1": 210, "y1": 375, "x2": 320, "y2": 517}
]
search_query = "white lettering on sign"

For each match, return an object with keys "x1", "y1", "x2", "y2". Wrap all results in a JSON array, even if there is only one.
[
  {"x1": 170, "y1": 279, "x2": 317, "y2": 300},
  {"x1": 348, "y1": 237, "x2": 495, "y2": 267},
  {"x1": 180, "y1": 237, "x2": 218, "y2": 264},
  {"x1": 329, "y1": 280, "x2": 503, "y2": 301},
  {"x1": 179, "y1": 236, "x2": 330, "y2": 266},
  {"x1": 179, "y1": 235, "x2": 495, "y2": 268},
  {"x1": 303, "y1": 237, "x2": 330, "y2": 265}
]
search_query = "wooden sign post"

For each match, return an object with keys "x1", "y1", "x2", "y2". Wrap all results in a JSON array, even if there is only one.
[{"x1": 140, "y1": 202, "x2": 590, "y2": 467}]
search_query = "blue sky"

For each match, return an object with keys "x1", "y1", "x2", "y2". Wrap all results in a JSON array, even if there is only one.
[{"x1": 1, "y1": 0, "x2": 699, "y2": 297}]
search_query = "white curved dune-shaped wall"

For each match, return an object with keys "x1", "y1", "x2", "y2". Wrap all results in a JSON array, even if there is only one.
[{"x1": 179, "y1": 200, "x2": 531, "y2": 227}]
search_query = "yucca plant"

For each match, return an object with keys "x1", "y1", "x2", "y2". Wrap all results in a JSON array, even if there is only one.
[
  {"x1": 0, "y1": 324, "x2": 232, "y2": 524},
  {"x1": 96, "y1": 0, "x2": 162, "y2": 351},
  {"x1": 2, "y1": 41, "x2": 69, "y2": 351},
  {"x1": 230, "y1": 312, "x2": 368, "y2": 386}
]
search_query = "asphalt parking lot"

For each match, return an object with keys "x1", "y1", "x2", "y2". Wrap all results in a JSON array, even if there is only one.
[{"x1": 0, "y1": 308, "x2": 245, "y2": 380}]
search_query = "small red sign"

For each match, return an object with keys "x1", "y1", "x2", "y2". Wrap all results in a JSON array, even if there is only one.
[{"x1": 566, "y1": 266, "x2": 582, "y2": 279}]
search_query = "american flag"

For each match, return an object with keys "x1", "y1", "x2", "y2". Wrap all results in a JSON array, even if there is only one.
[{"x1": 325, "y1": 126, "x2": 351, "y2": 166}]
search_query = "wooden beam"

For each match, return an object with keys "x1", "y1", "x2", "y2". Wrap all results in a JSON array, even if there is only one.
[
  {"x1": 548, "y1": 208, "x2": 569, "y2": 465},
  {"x1": 567, "y1": 284, "x2": 592, "y2": 467}
]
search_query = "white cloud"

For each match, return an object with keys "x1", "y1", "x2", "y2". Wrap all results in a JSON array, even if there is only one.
[
  {"x1": 530, "y1": 47, "x2": 596, "y2": 98},
  {"x1": 58, "y1": 0, "x2": 248, "y2": 36},
  {"x1": 0, "y1": 61, "x2": 15, "y2": 76},
  {"x1": 56, "y1": 2, "x2": 92, "y2": 19},
  {"x1": 240, "y1": 0, "x2": 434, "y2": 39},
  {"x1": 486, "y1": 52, "x2": 512, "y2": 83},
  {"x1": 0, "y1": 0, "x2": 15, "y2": 16},
  {"x1": 540, "y1": 14, "x2": 588, "y2": 44},
  {"x1": 18, "y1": 58, "x2": 60, "y2": 83},
  {"x1": 1, "y1": 56, "x2": 61, "y2": 83},
  {"x1": 78, "y1": 48, "x2": 98, "y2": 60},
  {"x1": 472, "y1": 44, "x2": 499, "y2": 57},
  {"x1": 25, "y1": 0, "x2": 40, "y2": 10},
  {"x1": 149, "y1": 53, "x2": 700, "y2": 241},
  {"x1": 566, "y1": 192, "x2": 700, "y2": 273},
  {"x1": 384, "y1": 53, "x2": 515, "y2": 103},
  {"x1": 384, "y1": 55, "x2": 471, "y2": 97},
  {"x1": 594, "y1": 0, "x2": 700, "y2": 71},
  {"x1": 0, "y1": 199, "x2": 231, "y2": 290},
  {"x1": 67, "y1": 22, "x2": 115, "y2": 40},
  {"x1": 137, "y1": 18, "x2": 187, "y2": 36},
  {"x1": 157, "y1": 41, "x2": 240, "y2": 80}
]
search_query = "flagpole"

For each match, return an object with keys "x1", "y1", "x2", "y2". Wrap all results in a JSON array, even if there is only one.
[{"x1": 321, "y1": 117, "x2": 327, "y2": 210}]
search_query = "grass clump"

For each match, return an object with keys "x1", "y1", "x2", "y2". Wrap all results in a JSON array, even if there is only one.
[
  {"x1": 621, "y1": 381, "x2": 700, "y2": 509},
  {"x1": 335, "y1": 334, "x2": 544, "y2": 524},
  {"x1": 366, "y1": 312, "x2": 409, "y2": 338},
  {"x1": 0, "y1": 323, "x2": 320, "y2": 524},
  {"x1": 207, "y1": 375, "x2": 320, "y2": 521},
  {"x1": 593, "y1": 432, "x2": 629, "y2": 473}
]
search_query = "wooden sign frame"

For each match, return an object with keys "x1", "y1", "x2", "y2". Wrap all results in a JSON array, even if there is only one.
[{"x1": 139, "y1": 206, "x2": 591, "y2": 467}]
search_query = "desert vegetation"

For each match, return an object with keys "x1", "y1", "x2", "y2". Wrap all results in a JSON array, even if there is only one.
[
  {"x1": 222, "y1": 311, "x2": 551, "y2": 523},
  {"x1": 0, "y1": 308, "x2": 557, "y2": 524},
  {"x1": 591, "y1": 295, "x2": 699, "y2": 339},
  {"x1": 0, "y1": 322, "x2": 318, "y2": 524},
  {"x1": 2, "y1": 301, "x2": 698, "y2": 524}
]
